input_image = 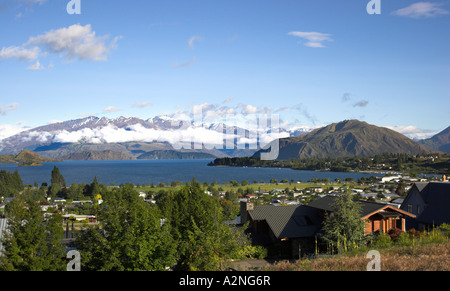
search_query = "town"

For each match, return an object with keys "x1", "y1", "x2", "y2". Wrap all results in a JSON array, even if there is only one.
[{"x1": 1, "y1": 166, "x2": 449, "y2": 271}]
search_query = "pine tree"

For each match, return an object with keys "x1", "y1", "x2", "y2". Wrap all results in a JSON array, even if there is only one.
[
  {"x1": 50, "y1": 166, "x2": 66, "y2": 188},
  {"x1": 75, "y1": 184, "x2": 177, "y2": 271},
  {"x1": 159, "y1": 178, "x2": 242, "y2": 270},
  {"x1": 0, "y1": 196, "x2": 66, "y2": 271},
  {"x1": 322, "y1": 195, "x2": 366, "y2": 253}
]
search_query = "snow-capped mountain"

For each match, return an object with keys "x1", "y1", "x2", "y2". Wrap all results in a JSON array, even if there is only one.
[{"x1": 0, "y1": 115, "x2": 313, "y2": 158}]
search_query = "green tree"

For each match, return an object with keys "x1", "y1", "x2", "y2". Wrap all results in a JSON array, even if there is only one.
[
  {"x1": 75, "y1": 184, "x2": 176, "y2": 271},
  {"x1": 159, "y1": 179, "x2": 242, "y2": 270},
  {"x1": 0, "y1": 195, "x2": 66, "y2": 271},
  {"x1": 66, "y1": 183, "x2": 85, "y2": 201},
  {"x1": 0, "y1": 170, "x2": 24, "y2": 197},
  {"x1": 321, "y1": 195, "x2": 365, "y2": 253},
  {"x1": 51, "y1": 166, "x2": 66, "y2": 188}
]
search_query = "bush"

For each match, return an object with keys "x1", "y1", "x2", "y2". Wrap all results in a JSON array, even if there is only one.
[
  {"x1": 374, "y1": 232, "x2": 393, "y2": 248},
  {"x1": 236, "y1": 245, "x2": 268, "y2": 259},
  {"x1": 438, "y1": 223, "x2": 450, "y2": 231},
  {"x1": 394, "y1": 232, "x2": 412, "y2": 246}
]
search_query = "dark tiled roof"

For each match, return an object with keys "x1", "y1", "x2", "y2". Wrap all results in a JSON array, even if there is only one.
[
  {"x1": 248, "y1": 205, "x2": 321, "y2": 239},
  {"x1": 415, "y1": 182, "x2": 450, "y2": 225}
]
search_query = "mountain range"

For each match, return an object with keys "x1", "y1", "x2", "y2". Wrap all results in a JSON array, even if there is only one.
[
  {"x1": 0, "y1": 116, "x2": 447, "y2": 161},
  {"x1": 253, "y1": 120, "x2": 445, "y2": 160},
  {"x1": 0, "y1": 115, "x2": 310, "y2": 159}
]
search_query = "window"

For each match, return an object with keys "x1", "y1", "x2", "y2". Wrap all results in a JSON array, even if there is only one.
[{"x1": 407, "y1": 204, "x2": 412, "y2": 213}]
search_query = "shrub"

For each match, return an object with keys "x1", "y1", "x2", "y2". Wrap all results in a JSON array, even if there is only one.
[
  {"x1": 394, "y1": 232, "x2": 412, "y2": 246},
  {"x1": 374, "y1": 232, "x2": 393, "y2": 248},
  {"x1": 236, "y1": 245, "x2": 268, "y2": 259}
]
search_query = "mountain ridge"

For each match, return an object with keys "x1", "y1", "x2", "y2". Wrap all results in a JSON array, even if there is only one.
[
  {"x1": 253, "y1": 119, "x2": 435, "y2": 160},
  {"x1": 418, "y1": 126, "x2": 450, "y2": 153}
]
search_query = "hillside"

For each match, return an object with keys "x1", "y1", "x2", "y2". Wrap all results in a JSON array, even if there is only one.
[
  {"x1": 0, "y1": 150, "x2": 55, "y2": 166},
  {"x1": 61, "y1": 150, "x2": 135, "y2": 161},
  {"x1": 419, "y1": 126, "x2": 450, "y2": 153},
  {"x1": 258, "y1": 242, "x2": 450, "y2": 271},
  {"x1": 253, "y1": 120, "x2": 433, "y2": 160},
  {"x1": 137, "y1": 150, "x2": 216, "y2": 160}
]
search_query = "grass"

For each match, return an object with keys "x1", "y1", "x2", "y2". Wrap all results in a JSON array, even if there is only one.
[
  {"x1": 263, "y1": 242, "x2": 450, "y2": 271},
  {"x1": 262, "y1": 229, "x2": 450, "y2": 271}
]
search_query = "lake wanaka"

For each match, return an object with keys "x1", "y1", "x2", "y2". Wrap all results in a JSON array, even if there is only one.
[{"x1": 0, "y1": 159, "x2": 382, "y2": 186}]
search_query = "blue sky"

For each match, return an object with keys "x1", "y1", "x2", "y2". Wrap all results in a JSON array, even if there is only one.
[{"x1": 0, "y1": 0, "x2": 449, "y2": 140}]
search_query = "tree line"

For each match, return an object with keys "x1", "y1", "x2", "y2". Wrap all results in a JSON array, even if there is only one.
[
  {"x1": 0, "y1": 169, "x2": 263, "y2": 271},
  {"x1": 209, "y1": 153, "x2": 449, "y2": 174}
]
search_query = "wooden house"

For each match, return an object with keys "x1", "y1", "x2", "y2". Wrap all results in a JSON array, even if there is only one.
[
  {"x1": 240, "y1": 194, "x2": 417, "y2": 258},
  {"x1": 307, "y1": 195, "x2": 416, "y2": 235}
]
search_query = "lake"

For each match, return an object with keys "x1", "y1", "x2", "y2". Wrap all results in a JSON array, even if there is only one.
[{"x1": 0, "y1": 159, "x2": 382, "y2": 186}]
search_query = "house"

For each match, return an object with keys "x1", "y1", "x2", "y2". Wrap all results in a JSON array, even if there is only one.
[
  {"x1": 400, "y1": 182, "x2": 450, "y2": 230},
  {"x1": 378, "y1": 176, "x2": 402, "y2": 183},
  {"x1": 308, "y1": 187, "x2": 323, "y2": 193},
  {"x1": 240, "y1": 201, "x2": 321, "y2": 258},
  {"x1": 54, "y1": 198, "x2": 66, "y2": 204},
  {"x1": 240, "y1": 195, "x2": 416, "y2": 259},
  {"x1": 62, "y1": 214, "x2": 96, "y2": 223},
  {"x1": 307, "y1": 195, "x2": 416, "y2": 235}
]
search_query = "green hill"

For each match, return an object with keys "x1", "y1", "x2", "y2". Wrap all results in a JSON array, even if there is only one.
[
  {"x1": 0, "y1": 150, "x2": 54, "y2": 166},
  {"x1": 254, "y1": 120, "x2": 433, "y2": 160}
]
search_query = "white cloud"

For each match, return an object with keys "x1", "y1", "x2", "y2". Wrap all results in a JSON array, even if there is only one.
[
  {"x1": 188, "y1": 35, "x2": 203, "y2": 49},
  {"x1": 28, "y1": 24, "x2": 120, "y2": 61},
  {"x1": 353, "y1": 100, "x2": 369, "y2": 108},
  {"x1": 1, "y1": 24, "x2": 120, "y2": 67},
  {"x1": 31, "y1": 121, "x2": 285, "y2": 150},
  {"x1": 288, "y1": 31, "x2": 333, "y2": 48},
  {"x1": 0, "y1": 123, "x2": 29, "y2": 141},
  {"x1": 0, "y1": 103, "x2": 20, "y2": 116},
  {"x1": 241, "y1": 105, "x2": 258, "y2": 115},
  {"x1": 222, "y1": 98, "x2": 234, "y2": 104},
  {"x1": 16, "y1": 0, "x2": 46, "y2": 4},
  {"x1": 172, "y1": 56, "x2": 198, "y2": 68},
  {"x1": 27, "y1": 60, "x2": 43, "y2": 70},
  {"x1": 47, "y1": 120, "x2": 63, "y2": 124},
  {"x1": 0, "y1": 46, "x2": 39, "y2": 60},
  {"x1": 385, "y1": 125, "x2": 436, "y2": 140},
  {"x1": 132, "y1": 101, "x2": 153, "y2": 108},
  {"x1": 393, "y1": 2, "x2": 449, "y2": 18},
  {"x1": 103, "y1": 106, "x2": 119, "y2": 113}
]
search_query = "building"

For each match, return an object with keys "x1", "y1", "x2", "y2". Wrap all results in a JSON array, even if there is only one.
[
  {"x1": 307, "y1": 195, "x2": 415, "y2": 235},
  {"x1": 240, "y1": 194, "x2": 416, "y2": 258},
  {"x1": 400, "y1": 182, "x2": 450, "y2": 230},
  {"x1": 240, "y1": 201, "x2": 321, "y2": 258},
  {"x1": 62, "y1": 214, "x2": 96, "y2": 223}
]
